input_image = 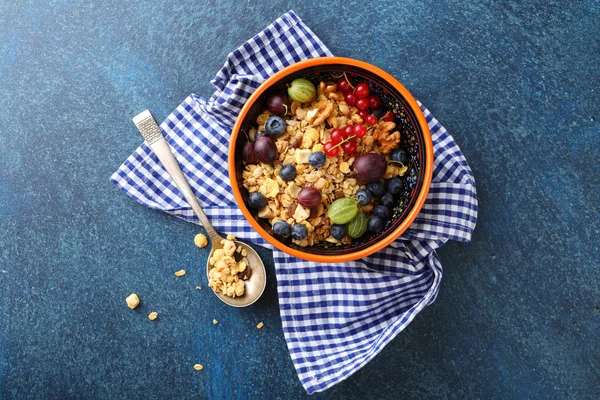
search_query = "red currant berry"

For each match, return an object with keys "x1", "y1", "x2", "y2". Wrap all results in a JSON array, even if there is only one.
[
  {"x1": 366, "y1": 114, "x2": 378, "y2": 126},
  {"x1": 345, "y1": 93, "x2": 357, "y2": 106},
  {"x1": 342, "y1": 140, "x2": 357, "y2": 155},
  {"x1": 330, "y1": 129, "x2": 344, "y2": 144},
  {"x1": 324, "y1": 141, "x2": 339, "y2": 157},
  {"x1": 358, "y1": 110, "x2": 368, "y2": 120},
  {"x1": 354, "y1": 124, "x2": 367, "y2": 137},
  {"x1": 338, "y1": 78, "x2": 352, "y2": 93},
  {"x1": 382, "y1": 111, "x2": 395, "y2": 122},
  {"x1": 355, "y1": 83, "x2": 370, "y2": 98},
  {"x1": 356, "y1": 98, "x2": 369, "y2": 110},
  {"x1": 343, "y1": 125, "x2": 354, "y2": 138},
  {"x1": 367, "y1": 95, "x2": 381, "y2": 109}
]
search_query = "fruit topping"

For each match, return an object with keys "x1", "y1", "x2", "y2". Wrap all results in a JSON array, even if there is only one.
[
  {"x1": 385, "y1": 177, "x2": 404, "y2": 195},
  {"x1": 288, "y1": 78, "x2": 316, "y2": 103},
  {"x1": 328, "y1": 198, "x2": 358, "y2": 225},
  {"x1": 344, "y1": 92, "x2": 357, "y2": 106},
  {"x1": 347, "y1": 210, "x2": 368, "y2": 238},
  {"x1": 242, "y1": 142, "x2": 257, "y2": 164},
  {"x1": 367, "y1": 215, "x2": 384, "y2": 233},
  {"x1": 248, "y1": 192, "x2": 267, "y2": 209},
  {"x1": 308, "y1": 151, "x2": 326, "y2": 168},
  {"x1": 353, "y1": 124, "x2": 367, "y2": 137},
  {"x1": 254, "y1": 136, "x2": 278, "y2": 164},
  {"x1": 265, "y1": 116, "x2": 286, "y2": 137},
  {"x1": 366, "y1": 181, "x2": 386, "y2": 197},
  {"x1": 291, "y1": 224, "x2": 308, "y2": 240},
  {"x1": 356, "y1": 97, "x2": 369, "y2": 110},
  {"x1": 355, "y1": 83, "x2": 370, "y2": 98},
  {"x1": 365, "y1": 114, "x2": 378, "y2": 126},
  {"x1": 367, "y1": 95, "x2": 381, "y2": 109},
  {"x1": 330, "y1": 224, "x2": 347, "y2": 240},
  {"x1": 390, "y1": 148, "x2": 408, "y2": 164},
  {"x1": 267, "y1": 94, "x2": 289, "y2": 116},
  {"x1": 297, "y1": 187, "x2": 322, "y2": 209},
  {"x1": 279, "y1": 164, "x2": 297, "y2": 181},
  {"x1": 373, "y1": 205, "x2": 390, "y2": 219},
  {"x1": 355, "y1": 189, "x2": 372, "y2": 206},
  {"x1": 353, "y1": 153, "x2": 387, "y2": 183},
  {"x1": 273, "y1": 220, "x2": 291, "y2": 237},
  {"x1": 324, "y1": 141, "x2": 339, "y2": 157},
  {"x1": 380, "y1": 192, "x2": 395, "y2": 208}
]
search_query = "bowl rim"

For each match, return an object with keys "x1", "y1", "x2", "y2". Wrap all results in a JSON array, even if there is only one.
[{"x1": 228, "y1": 56, "x2": 433, "y2": 263}]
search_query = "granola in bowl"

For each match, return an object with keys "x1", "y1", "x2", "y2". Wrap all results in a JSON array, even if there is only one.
[{"x1": 241, "y1": 76, "x2": 409, "y2": 248}]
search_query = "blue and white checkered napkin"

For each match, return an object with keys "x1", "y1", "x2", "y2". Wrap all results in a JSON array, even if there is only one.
[{"x1": 111, "y1": 11, "x2": 477, "y2": 394}]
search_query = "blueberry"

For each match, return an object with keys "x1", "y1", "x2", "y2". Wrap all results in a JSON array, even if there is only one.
[
  {"x1": 367, "y1": 215, "x2": 384, "y2": 233},
  {"x1": 273, "y1": 220, "x2": 291, "y2": 237},
  {"x1": 380, "y1": 192, "x2": 395, "y2": 208},
  {"x1": 248, "y1": 192, "x2": 267, "y2": 209},
  {"x1": 356, "y1": 189, "x2": 372, "y2": 206},
  {"x1": 371, "y1": 108, "x2": 384, "y2": 118},
  {"x1": 366, "y1": 181, "x2": 385, "y2": 197},
  {"x1": 373, "y1": 205, "x2": 390, "y2": 219},
  {"x1": 308, "y1": 151, "x2": 326, "y2": 168},
  {"x1": 265, "y1": 116, "x2": 286, "y2": 137},
  {"x1": 330, "y1": 224, "x2": 346, "y2": 240},
  {"x1": 279, "y1": 164, "x2": 296, "y2": 181},
  {"x1": 390, "y1": 148, "x2": 408, "y2": 164},
  {"x1": 386, "y1": 177, "x2": 404, "y2": 195},
  {"x1": 291, "y1": 224, "x2": 308, "y2": 240}
]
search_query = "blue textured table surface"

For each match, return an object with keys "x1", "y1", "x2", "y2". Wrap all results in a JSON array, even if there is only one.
[{"x1": 1, "y1": 1, "x2": 599, "y2": 399}]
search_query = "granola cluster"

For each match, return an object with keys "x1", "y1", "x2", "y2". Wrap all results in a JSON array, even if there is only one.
[
  {"x1": 207, "y1": 236, "x2": 251, "y2": 298},
  {"x1": 243, "y1": 81, "x2": 407, "y2": 247}
]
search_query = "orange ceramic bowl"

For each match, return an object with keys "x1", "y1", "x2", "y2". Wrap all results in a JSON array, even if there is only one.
[{"x1": 229, "y1": 57, "x2": 433, "y2": 263}]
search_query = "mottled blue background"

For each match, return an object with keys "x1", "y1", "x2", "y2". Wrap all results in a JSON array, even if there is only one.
[{"x1": 1, "y1": 0, "x2": 599, "y2": 399}]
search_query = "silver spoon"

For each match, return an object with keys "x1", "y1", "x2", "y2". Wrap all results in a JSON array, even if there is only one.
[{"x1": 133, "y1": 110, "x2": 266, "y2": 307}]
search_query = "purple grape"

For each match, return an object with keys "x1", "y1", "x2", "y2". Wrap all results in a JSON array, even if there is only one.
[
  {"x1": 254, "y1": 136, "x2": 278, "y2": 164},
  {"x1": 267, "y1": 94, "x2": 289, "y2": 116},
  {"x1": 242, "y1": 142, "x2": 257, "y2": 164}
]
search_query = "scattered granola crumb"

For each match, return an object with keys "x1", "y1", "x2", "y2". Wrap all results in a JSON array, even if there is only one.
[
  {"x1": 126, "y1": 293, "x2": 140, "y2": 309},
  {"x1": 256, "y1": 322, "x2": 264, "y2": 329},
  {"x1": 195, "y1": 286, "x2": 202, "y2": 290},
  {"x1": 212, "y1": 319, "x2": 218, "y2": 325},
  {"x1": 193, "y1": 364, "x2": 204, "y2": 371},
  {"x1": 174, "y1": 269, "x2": 186, "y2": 277},
  {"x1": 194, "y1": 234, "x2": 208, "y2": 248},
  {"x1": 148, "y1": 312, "x2": 158, "y2": 321}
]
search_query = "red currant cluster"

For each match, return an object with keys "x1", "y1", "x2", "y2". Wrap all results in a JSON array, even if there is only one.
[
  {"x1": 323, "y1": 124, "x2": 367, "y2": 156},
  {"x1": 322, "y1": 76, "x2": 396, "y2": 158},
  {"x1": 338, "y1": 77, "x2": 395, "y2": 126}
]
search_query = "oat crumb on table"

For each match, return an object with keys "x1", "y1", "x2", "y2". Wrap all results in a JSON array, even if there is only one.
[
  {"x1": 256, "y1": 322, "x2": 264, "y2": 329},
  {"x1": 193, "y1": 364, "x2": 204, "y2": 371},
  {"x1": 194, "y1": 233, "x2": 208, "y2": 248},
  {"x1": 212, "y1": 319, "x2": 218, "y2": 325},
  {"x1": 148, "y1": 312, "x2": 158, "y2": 321},
  {"x1": 174, "y1": 269, "x2": 186, "y2": 277},
  {"x1": 195, "y1": 286, "x2": 201, "y2": 290},
  {"x1": 125, "y1": 293, "x2": 140, "y2": 309}
]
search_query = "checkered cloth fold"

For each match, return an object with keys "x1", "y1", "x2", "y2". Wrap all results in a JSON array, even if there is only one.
[{"x1": 110, "y1": 11, "x2": 477, "y2": 394}]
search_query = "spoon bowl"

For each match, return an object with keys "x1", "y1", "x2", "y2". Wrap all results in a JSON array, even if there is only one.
[{"x1": 206, "y1": 239, "x2": 266, "y2": 307}]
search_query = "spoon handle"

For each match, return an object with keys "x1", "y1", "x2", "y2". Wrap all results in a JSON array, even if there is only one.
[{"x1": 132, "y1": 110, "x2": 222, "y2": 243}]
